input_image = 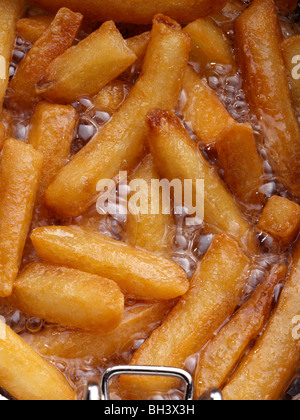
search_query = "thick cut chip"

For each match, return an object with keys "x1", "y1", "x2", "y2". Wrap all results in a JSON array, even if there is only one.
[
  {"x1": 36, "y1": 21, "x2": 137, "y2": 103},
  {"x1": 184, "y1": 17, "x2": 235, "y2": 68},
  {"x1": 16, "y1": 15, "x2": 53, "y2": 43},
  {"x1": 12, "y1": 263, "x2": 125, "y2": 333},
  {"x1": 31, "y1": 226, "x2": 189, "y2": 300},
  {"x1": 0, "y1": 320, "x2": 75, "y2": 400},
  {"x1": 181, "y1": 66, "x2": 236, "y2": 146},
  {"x1": 257, "y1": 196, "x2": 300, "y2": 248},
  {"x1": 235, "y1": 0, "x2": 300, "y2": 199},
  {"x1": 28, "y1": 102, "x2": 77, "y2": 203},
  {"x1": 216, "y1": 123, "x2": 266, "y2": 211},
  {"x1": 27, "y1": 0, "x2": 228, "y2": 24},
  {"x1": 126, "y1": 154, "x2": 174, "y2": 257},
  {"x1": 0, "y1": 139, "x2": 43, "y2": 297},
  {"x1": 6, "y1": 7, "x2": 83, "y2": 110}
]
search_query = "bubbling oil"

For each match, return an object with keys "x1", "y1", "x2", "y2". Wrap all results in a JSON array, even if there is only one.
[{"x1": 0, "y1": 2, "x2": 300, "y2": 401}]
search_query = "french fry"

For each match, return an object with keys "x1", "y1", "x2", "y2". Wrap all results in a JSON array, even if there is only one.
[
  {"x1": 0, "y1": 0, "x2": 26, "y2": 112},
  {"x1": 27, "y1": 0, "x2": 228, "y2": 24},
  {"x1": 216, "y1": 124, "x2": 266, "y2": 210},
  {"x1": 36, "y1": 21, "x2": 137, "y2": 104},
  {"x1": 0, "y1": 122, "x2": 5, "y2": 150},
  {"x1": 28, "y1": 102, "x2": 78, "y2": 203},
  {"x1": 194, "y1": 264, "x2": 288, "y2": 398},
  {"x1": 45, "y1": 15, "x2": 191, "y2": 218},
  {"x1": 0, "y1": 319, "x2": 75, "y2": 400},
  {"x1": 275, "y1": 0, "x2": 299, "y2": 14},
  {"x1": 17, "y1": 15, "x2": 53, "y2": 44},
  {"x1": 120, "y1": 233, "x2": 250, "y2": 395},
  {"x1": 126, "y1": 154, "x2": 174, "y2": 256},
  {"x1": 147, "y1": 110, "x2": 259, "y2": 254},
  {"x1": 92, "y1": 80, "x2": 130, "y2": 114},
  {"x1": 6, "y1": 8, "x2": 83, "y2": 111},
  {"x1": 282, "y1": 35, "x2": 300, "y2": 110},
  {"x1": 235, "y1": 0, "x2": 300, "y2": 200},
  {"x1": 12, "y1": 263, "x2": 124, "y2": 333},
  {"x1": 183, "y1": 17, "x2": 235, "y2": 69},
  {"x1": 257, "y1": 196, "x2": 300, "y2": 248},
  {"x1": 126, "y1": 32, "x2": 151, "y2": 63},
  {"x1": 122, "y1": 32, "x2": 151, "y2": 77},
  {"x1": 30, "y1": 226, "x2": 189, "y2": 300},
  {"x1": 0, "y1": 139, "x2": 43, "y2": 297},
  {"x1": 181, "y1": 66, "x2": 236, "y2": 146},
  {"x1": 223, "y1": 237, "x2": 300, "y2": 400},
  {"x1": 22, "y1": 302, "x2": 171, "y2": 362}
]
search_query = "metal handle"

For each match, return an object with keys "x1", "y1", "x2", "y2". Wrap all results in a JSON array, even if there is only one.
[{"x1": 100, "y1": 365, "x2": 194, "y2": 401}]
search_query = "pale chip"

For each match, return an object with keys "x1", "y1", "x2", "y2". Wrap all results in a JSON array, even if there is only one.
[{"x1": 0, "y1": 55, "x2": 6, "y2": 80}]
